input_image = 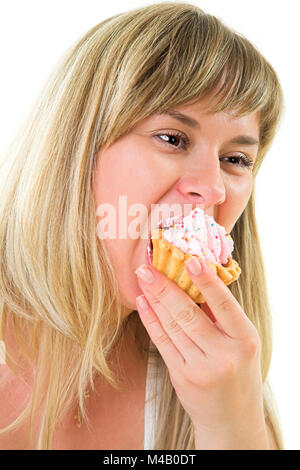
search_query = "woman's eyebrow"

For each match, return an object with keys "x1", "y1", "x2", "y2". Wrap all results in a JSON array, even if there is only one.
[
  {"x1": 158, "y1": 110, "x2": 260, "y2": 146},
  {"x1": 226, "y1": 135, "x2": 260, "y2": 146},
  {"x1": 159, "y1": 110, "x2": 200, "y2": 129}
]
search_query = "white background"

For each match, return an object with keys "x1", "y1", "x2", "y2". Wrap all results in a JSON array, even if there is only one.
[{"x1": 0, "y1": 0, "x2": 299, "y2": 449}]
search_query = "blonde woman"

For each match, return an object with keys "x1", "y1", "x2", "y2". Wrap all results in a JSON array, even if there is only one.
[{"x1": 0, "y1": 2, "x2": 284, "y2": 450}]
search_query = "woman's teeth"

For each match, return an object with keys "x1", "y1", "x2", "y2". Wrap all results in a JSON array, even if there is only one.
[{"x1": 155, "y1": 214, "x2": 183, "y2": 229}]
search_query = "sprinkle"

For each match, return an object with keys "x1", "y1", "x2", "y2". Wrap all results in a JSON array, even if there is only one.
[
  {"x1": 215, "y1": 236, "x2": 218, "y2": 239},
  {"x1": 211, "y1": 223, "x2": 214, "y2": 226}
]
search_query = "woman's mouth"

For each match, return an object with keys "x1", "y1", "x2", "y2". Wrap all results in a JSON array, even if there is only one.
[
  {"x1": 146, "y1": 214, "x2": 184, "y2": 265},
  {"x1": 155, "y1": 214, "x2": 183, "y2": 230},
  {"x1": 146, "y1": 231, "x2": 153, "y2": 265}
]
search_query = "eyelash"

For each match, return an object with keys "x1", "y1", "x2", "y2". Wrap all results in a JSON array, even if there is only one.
[{"x1": 155, "y1": 131, "x2": 254, "y2": 168}]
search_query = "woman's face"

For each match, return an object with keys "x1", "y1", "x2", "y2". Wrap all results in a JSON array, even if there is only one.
[{"x1": 93, "y1": 95, "x2": 260, "y2": 316}]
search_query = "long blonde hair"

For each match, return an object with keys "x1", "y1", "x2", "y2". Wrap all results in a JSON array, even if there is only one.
[{"x1": 0, "y1": 1, "x2": 284, "y2": 449}]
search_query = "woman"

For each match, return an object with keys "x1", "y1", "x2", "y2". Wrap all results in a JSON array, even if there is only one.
[{"x1": 0, "y1": 2, "x2": 284, "y2": 449}]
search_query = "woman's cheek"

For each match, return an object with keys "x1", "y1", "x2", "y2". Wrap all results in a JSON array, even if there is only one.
[{"x1": 219, "y1": 175, "x2": 253, "y2": 232}]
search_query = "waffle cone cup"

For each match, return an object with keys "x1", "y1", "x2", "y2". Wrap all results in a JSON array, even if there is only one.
[{"x1": 151, "y1": 228, "x2": 241, "y2": 304}]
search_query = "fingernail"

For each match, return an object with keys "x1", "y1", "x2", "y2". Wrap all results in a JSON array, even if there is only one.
[
  {"x1": 135, "y1": 264, "x2": 155, "y2": 283},
  {"x1": 136, "y1": 295, "x2": 150, "y2": 310},
  {"x1": 185, "y1": 256, "x2": 202, "y2": 275}
]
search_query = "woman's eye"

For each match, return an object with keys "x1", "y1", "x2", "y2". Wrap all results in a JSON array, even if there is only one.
[
  {"x1": 155, "y1": 133, "x2": 254, "y2": 169},
  {"x1": 155, "y1": 132, "x2": 190, "y2": 150},
  {"x1": 221, "y1": 155, "x2": 254, "y2": 169}
]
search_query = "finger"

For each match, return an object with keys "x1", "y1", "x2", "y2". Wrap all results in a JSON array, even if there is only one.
[
  {"x1": 185, "y1": 256, "x2": 254, "y2": 338},
  {"x1": 136, "y1": 265, "x2": 222, "y2": 355},
  {"x1": 135, "y1": 264, "x2": 217, "y2": 343},
  {"x1": 138, "y1": 279, "x2": 207, "y2": 364},
  {"x1": 135, "y1": 294, "x2": 186, "y2": 371},
  {"x1": 135, "y1": 263, "x2": 223, "y2": 347}
]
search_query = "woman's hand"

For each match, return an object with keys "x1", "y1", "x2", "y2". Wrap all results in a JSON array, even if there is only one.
[{"x1": 135, "y1": 256, "x2": 269, "y2": 449}]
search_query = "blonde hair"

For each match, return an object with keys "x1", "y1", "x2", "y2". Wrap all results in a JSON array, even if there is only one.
[{"x1": 0, "y1": 1, "x2": 284, "y2": 449}]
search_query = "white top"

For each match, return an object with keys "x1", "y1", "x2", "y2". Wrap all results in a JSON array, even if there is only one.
[{"x1": 143, "y1": 340, "x2": 163, "y2": 450}]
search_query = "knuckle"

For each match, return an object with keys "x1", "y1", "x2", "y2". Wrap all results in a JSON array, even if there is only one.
[
  {"x1": 147, "y1": 316, "x2": 160, "y2": 328},
  {"x1": 183, "y1": 363, "x2": 202, "y2": 384},
  {"x1": 150, "y1": 296, "x2": 161, "y2": 308},
  {"x1": 154, "y1": 331, "x2": 170, "y2": 347},
  {"x1": 166, "y1": 318, "x2": 182, "y2": 335},
  {"x1": 241, "y1": 333, "x2": 261, "y2": 359},
  {"x1": 198, "y1": 276, "x2": 214, "y2": 291},
  {"x1": 184, "y1": 363, "x2": 216, "y2": 389},
  {"x1": 155, "y1": 282, "x2": 170, "y2": 301},
  {"x1": 197, "y1": 370, "x2": 217, "y2": 389},
  {"x1": 216, "y1": 297, "x2": 232, "y2": 313},
  {"x1": 218, "y1": 356, "x2": 238, "y2": 381},
  {"x1": 174, "y1": 304, "x2": 199, "y2": 326}
]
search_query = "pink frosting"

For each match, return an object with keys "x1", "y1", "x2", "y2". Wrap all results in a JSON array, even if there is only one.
[{"x1": 161, "y1": 208, "x2": 234, "y2": 265}]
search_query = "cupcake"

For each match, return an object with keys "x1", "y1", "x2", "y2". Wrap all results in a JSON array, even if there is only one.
[{"x1": 146, "y1": 208, "x2": 241, "y2": 304}]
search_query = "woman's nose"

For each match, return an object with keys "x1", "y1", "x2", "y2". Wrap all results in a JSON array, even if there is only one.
[{"x1": 176, "y1": 162, "x2": 226, "y2": 207}]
